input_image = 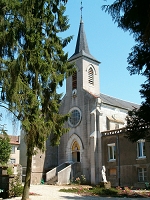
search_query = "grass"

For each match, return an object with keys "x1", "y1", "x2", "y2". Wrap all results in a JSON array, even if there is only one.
[
  {"x1": 91, "y1": 187, "x2": 118, "y2": 196},
  {"x1": 60, "y1": 186, "x2": 118, "y2": 197},
  {"x1": 60, "y1": 185, "x2": 150, "y2": 198}
]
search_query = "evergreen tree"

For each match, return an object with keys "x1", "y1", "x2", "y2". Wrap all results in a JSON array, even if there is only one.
[
  {"x1": 0, "y1": 131, "x2": 11, "y2": 165},
  {"x1": 0, "y1": 0, "x2": 74, "y2": 199},
  {"x1": 102, "y1": 0, "x2": 150, "y2": 141}
]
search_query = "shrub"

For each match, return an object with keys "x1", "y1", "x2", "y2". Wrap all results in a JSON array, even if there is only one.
[
  {"x1": 9, "y1": 175, "x2": 23, "y2": 197},
  {"x1": 72, "y1": 175, "x2": 86, "y2": 185},
  {"x1": 75, "y1": 177, "x2": 81, "y2": 185},
  {"x1": 60, "y1": 186, "x2": 150, "y2": 198},
  {"x1": 80, "y1": 175, "x2": 86, "y2": 184},
  {"x1": 7, "y1": 166, "x2": 13, "y2": 175},
  {"x1": 60, "y1": 186, "x2": 118, "y2": 196}
]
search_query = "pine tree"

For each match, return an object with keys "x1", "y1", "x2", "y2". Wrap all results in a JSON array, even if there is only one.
[
  {"x1": 0, "y1": 131, "x2": 11, "y2": 165},
  {"x1": 102, "y1": 0, "x2": 150, "y2": 141},
  {"x1": 0, "y1": 1, "x2": 74, "y2": 199}
]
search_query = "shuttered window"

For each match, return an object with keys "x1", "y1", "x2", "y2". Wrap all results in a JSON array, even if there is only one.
[
  {"x1": 72, "y1": 71, "x2": 77, "y2": 90},
  {"x1": 88, "y1": 67, "x2": 94, "y2": 85}
]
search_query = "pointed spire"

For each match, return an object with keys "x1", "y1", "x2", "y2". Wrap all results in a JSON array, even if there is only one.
[
  {"x1": 73, "y1": 1, "x2": 90, "y2": 55},
  {"x1": 69, "y1": 2, "x2": 100, "y2": 63},
  {"x1": 74, "y1": 20, "x2": 90, "y2": 55},
  {"x1": 69, "y1": 20, "x2": 100, "y2": 63}
]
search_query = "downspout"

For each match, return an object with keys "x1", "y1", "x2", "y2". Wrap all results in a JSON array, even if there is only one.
[
  {"x1": 116, "y1": 134, "x2": 120, "y2": 186},
  {"x1": 96, "y1": 98, "x2": 102, "y2": 184}
]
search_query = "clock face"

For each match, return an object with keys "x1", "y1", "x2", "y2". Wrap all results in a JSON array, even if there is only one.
[
  {"x1": 72, "y1": 89, "x2": 77, "y2": 96},
  {"x1": 68, "y1": 107, "x2": 81, "y2": 127}
]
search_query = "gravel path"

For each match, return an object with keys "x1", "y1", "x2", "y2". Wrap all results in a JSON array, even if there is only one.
[{"x1": 5, "y1": 185, "x2": 148, "y2": 200}]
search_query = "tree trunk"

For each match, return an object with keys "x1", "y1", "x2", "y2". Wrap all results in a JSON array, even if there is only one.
[{"x1": 21, "y1": 152, "x2": 32, "y2": 200}]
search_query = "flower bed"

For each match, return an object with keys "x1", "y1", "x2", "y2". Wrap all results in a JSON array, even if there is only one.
[{"x1": 60, "y1": 185, "x2": 150, "y2": 198}]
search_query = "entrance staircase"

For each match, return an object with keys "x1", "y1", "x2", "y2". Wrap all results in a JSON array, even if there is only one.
[
  {"x1": 46, "y1": 162, "x2": 81, "y2": 185},
  {"x1": 46, "y1": 174, "x2": 58, "y2": 185}
]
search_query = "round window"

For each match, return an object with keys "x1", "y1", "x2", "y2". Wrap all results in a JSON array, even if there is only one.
[{"x1": 68, "y1": 108, "x2": 81, "y2": 127}]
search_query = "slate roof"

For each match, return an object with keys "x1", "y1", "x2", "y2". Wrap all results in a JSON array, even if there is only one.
[
  {"x1": 100, "y1": 93, "x2": 140, "y2": 110},
  {"x1": 68, "y1": 19, "x2": 139, "y2": 111},
  {"x1": 69, "y1": 19, "x2": 100, "y2": 64}
]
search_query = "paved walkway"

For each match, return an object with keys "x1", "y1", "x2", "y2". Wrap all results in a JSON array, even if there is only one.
[{"x1": 5, "y1": 185, "x2": 149, "y2": 200}]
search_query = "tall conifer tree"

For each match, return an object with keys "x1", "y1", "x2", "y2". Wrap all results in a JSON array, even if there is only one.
[{"x1": 0, "y1": 0, "x2": 73, "y2": 199}]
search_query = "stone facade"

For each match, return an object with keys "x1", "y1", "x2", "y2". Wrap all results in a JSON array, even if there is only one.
[
  {"x1": 56, "y1": 19, "x2": 142, "y2": 186},
  {"x1": 19, "y1": 132, "x2": 58, "y2": 184},
  {"x1": 20, "y1": 19, "x2": 150, "y2": 188}
]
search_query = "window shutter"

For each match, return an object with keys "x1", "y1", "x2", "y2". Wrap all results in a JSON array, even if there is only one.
[
  {"x1": 72, "y1": 72, "x2": 77, "y2": 90},
  {"x1": 88, "y1": 67, "x2": 94, "y2": 85}
]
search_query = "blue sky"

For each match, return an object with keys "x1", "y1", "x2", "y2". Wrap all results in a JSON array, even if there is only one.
[
  {"x1": 0, "y1": 0, "x2": 146, "y2": 135},
  {"x1": 58, "y1": 0, "x2": 146, "y2": 105}
]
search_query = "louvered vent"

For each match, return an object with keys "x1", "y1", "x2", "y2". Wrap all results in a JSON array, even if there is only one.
[
  {"x1": 72, "y1": 72, "x2": 77, "y2": 90},
  {"x1": 88, "y1": 67, "x2": 94, "y2": 85}
]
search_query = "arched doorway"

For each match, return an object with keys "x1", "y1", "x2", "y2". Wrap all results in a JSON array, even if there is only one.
[
  {"x1": 66, "y1": 133, "x2": 83, "y2": 162},
  {"x1": 72, "y1": 141, "x2": 80, "y2": 162}
]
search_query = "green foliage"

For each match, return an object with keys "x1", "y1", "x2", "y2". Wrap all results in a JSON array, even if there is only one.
[
  {"x1": 60, "y1": 186, "x2": 90, "y2": 195},
  {"x1": 60, "y1": 186, "x2": 150, "y2": 197},
  {"x1": 125, "y1": 108, "x2": 150, "y2": 142},
  {"x1": 60, "y1": 186, "x2": 118, "y2": 196},
  {"x1": 71, "y1": 175, "x2": 86, "y2": 185},
  {"x1": 91, "y1": 187, "x2": 118, "y2": 196},
  {"x1": 74, "y1": 177, "x2": 81, "y2": 185},
  {"x1": 0, "y1": 0, "x2": 74, "y2": 154},
  {"x1": 0, "y1": 0, "x2": 74, "y2": 199},
  {"x1": 116, "y1": 186, "x2": 150, "y2": 197},
  {"x1": 145, "y1": 182, "x2": 150, "y2": 190},
  {"x1": 102, "y1": 0, "x2": 150, "y2": 43},
  {"x1": 9, "y1": 175, "x2": 23, "y2": 197},
  {"x1": 102, "y1": 0, "x2": 150, "y2": 141},
  {"x1": 60, "y1": 187, "x2": 80, "y2": 193},
  {"x1": 7, "y1": 166, "x2": 13, "y2": 175},
  {"x1": 0, "y1": 132, "x2": 11, "y2": 165}
]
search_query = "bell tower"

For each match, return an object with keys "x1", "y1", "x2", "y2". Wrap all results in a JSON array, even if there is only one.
[
  {"x1": 58, "y1": 2, "x2": 102, "y2": 185},
  {"x1": 67, "y1": 18, "x2": 100, "y2": 97}
]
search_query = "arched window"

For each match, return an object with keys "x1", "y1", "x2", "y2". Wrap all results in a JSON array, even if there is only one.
[
  {"x1": 72, "y1": 71, "x2": 77, "y2": 90},
  {"x1": 88, "y1": 67, "x2": 94, "y2": 85}
]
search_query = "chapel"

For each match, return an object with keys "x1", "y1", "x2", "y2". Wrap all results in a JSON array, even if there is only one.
[
  {"x1": 51, "y1": 18, "x2": 140, "y2": 185},
  {"x1": 20, "y1": 12, "x2": 150, "y2": 188}
]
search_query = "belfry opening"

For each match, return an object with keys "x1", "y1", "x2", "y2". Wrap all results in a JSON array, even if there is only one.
[{"x1": 72, "y1": 141, "x2": 80, "y2": 162}]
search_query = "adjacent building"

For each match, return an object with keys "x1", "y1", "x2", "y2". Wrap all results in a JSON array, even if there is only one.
[
  {"x1": 102, "y1": 129, "x2": 150, "y2": 188},
  {"x1": 9, "y1": 135, "x2": 20, "y2": 165}
]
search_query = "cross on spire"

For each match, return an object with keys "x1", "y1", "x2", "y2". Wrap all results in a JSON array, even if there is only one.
[{"x1": 80, "y1": 1, "x2": 83, "y2": 20}]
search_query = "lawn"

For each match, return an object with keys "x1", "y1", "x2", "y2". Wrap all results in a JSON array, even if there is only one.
[{"x1": 60, "y1": 185, "x2": 150, "y2": 198}]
